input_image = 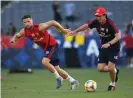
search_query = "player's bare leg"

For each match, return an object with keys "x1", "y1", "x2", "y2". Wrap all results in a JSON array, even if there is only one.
[
  {"x1": 54, "y1": 66, "x2": 68, "y2": 79},
  {"x1": 55, "y1": 66, "x2": 79, "y2": 90},
  {"x1": 97, "y1": 63, "x2": 119, "y2": 91},
  {"x1": 106, "y1": 62, "x2": 116, "y2": 91},
  {"x1": 103, "y1": 62, "x2": 119, "y2": 91},
  {"x1": 97, "y1": 63, "x2": 107, "y2": 72},
  {"x1": 42, "y1": 57, "x2": 62, "y2": 89}
]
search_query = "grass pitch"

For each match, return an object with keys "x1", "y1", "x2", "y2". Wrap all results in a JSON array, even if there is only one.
[{"x1": 1, "y1": 68, "x2": 133, "y2": 98}]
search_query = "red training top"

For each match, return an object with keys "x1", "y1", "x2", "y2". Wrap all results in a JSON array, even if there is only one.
[{"x1": 24, "y1": 24, "x2": 56, "y2": 51}]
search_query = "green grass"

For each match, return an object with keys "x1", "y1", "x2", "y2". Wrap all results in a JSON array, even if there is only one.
[{"x1": 1, "y1": 68, "x2": 133, "y2": 98}]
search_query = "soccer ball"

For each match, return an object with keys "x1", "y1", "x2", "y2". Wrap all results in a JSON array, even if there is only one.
[{"x1": 84, "y1": 80, "x2": 97, "y2": 92}]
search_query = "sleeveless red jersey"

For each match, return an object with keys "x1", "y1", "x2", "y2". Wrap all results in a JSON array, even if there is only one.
[{"x1": 24, "y1": 24, "x2": 56, "y2": 51}]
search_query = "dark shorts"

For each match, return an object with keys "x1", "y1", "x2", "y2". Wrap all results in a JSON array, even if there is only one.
[
  {"x1": 98, "y1": 48, "x2": 120, "y2": 64},
  {"x1": 126, "y1": 48, "x2": 133, "y2": 58},
  {"x1": 44, "y1": 43, "x2": 60, "y2": 66}
]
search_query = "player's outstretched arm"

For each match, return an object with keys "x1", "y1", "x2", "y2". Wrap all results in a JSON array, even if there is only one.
[
  {"x1": 69, "y1": 24, "x2": 89, "y2": 36},
  {"x1": 74, "y1": 24, "x2": 89, "y2": 33},
  {"x1": 10, "y1": 29, "x2": 24, "y2": 43},
  {"x1": 39, "y1": 20, "x2": 68, "y2": 35}
]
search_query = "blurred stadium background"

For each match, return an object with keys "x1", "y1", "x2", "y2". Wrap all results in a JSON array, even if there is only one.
[{"x1": 1, "y1": 1, "x2": 133, "y2": 98}]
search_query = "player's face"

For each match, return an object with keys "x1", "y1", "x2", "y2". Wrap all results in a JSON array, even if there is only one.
[
  {"x1": 23, "y1": 18, "x2": 33, "y2": 29},
  {"x1": 96, "y1": 15, "x2": 106, "y2": 23}
]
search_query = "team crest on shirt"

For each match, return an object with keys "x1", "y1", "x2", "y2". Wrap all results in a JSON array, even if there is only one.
[
  {"x1": 100, "y1": 28, "x2": 108, "y2": 33},
  {"x1": 99, "y1": 27, "x2": 110, "y2": 37}
]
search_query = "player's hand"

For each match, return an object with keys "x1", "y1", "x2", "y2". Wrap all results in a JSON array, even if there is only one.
[
  {"x1": 68, "y1": 30, "x2": 77, "y2": 36},
  {"x1": 69, "y1": 32, "x2": 76, "y2": 36},
  {"x1": 101, "y1": 43, "x2": 110, "y2": 48},
  {"x1": 64, "y1": 29, "x2": 71, "y2": 36},
  {"x1": 10, "y1": 39, "x2": 15, "y2": 44}
]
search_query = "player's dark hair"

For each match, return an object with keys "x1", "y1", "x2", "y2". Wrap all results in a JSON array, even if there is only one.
[
  {"x1": 103, "y1": 14, "x2": 108, "y2": 18},
  {"x1": 22, "y1": 15, "x2": 32, "y2": 20}
]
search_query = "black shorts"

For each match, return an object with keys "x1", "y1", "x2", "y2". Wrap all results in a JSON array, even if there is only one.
[{"x1": 98, "y1": 48, "x2": 120, "y2": 64}]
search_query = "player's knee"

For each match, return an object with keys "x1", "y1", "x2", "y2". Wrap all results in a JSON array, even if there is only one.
[
  {"x1": 108, "y1": 65, "x2": 114, "y2": 71},
  {"x1": 107, "y1": 61, "x2": 115, "y2": 71},
  {"x1": 97, "y1": 65, "x2": 104, "y2": 72},
  {"x1": 98, "y1": 68, "x2": 104, "y2": 72},
  {"x1": 42, "y1": 58, "x2": 49, "y2": 65}
]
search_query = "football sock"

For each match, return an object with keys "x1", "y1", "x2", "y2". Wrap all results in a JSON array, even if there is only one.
[
  {"x1": 53, "y1": 71, "x2": 60, "y2": 79},
  {"x1": 66, "y1": 75, "x2": 75, "y2": 83},
  {"x1": 109, "y1": 82, "x2": 115, "y2": 86}
]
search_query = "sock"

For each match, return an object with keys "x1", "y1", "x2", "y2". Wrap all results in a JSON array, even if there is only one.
[
  {"x1": 53, "y1": 71, "x2": 60, "y2": 79},
  {"x1": 109, "y1": 82, "x2": 115, "y2": 86},
  {"x1": 114, "y1": 68, "x2": 117, "y2": 73},
  {"x1": 66, "y1": 75, "x2": 75, "y2": 83}
]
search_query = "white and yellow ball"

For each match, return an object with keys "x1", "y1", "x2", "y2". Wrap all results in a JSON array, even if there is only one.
[{"x1": 84, "y1": 80, "x2": 97, "y2": 92}]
